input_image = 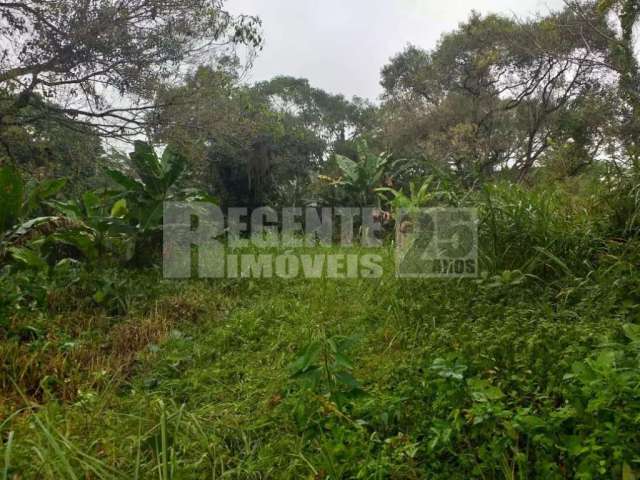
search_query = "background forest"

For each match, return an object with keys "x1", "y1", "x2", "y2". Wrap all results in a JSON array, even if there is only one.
[{"x1": 1, "y1": 0, "x2": 640, "y2": 478}]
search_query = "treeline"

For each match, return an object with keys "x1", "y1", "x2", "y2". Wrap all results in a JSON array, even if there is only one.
[
  {"x1": 2, "y1": 2, "x2": 639, "y2": 207},
  {"x1": 1, "y1": 1, "x2": 640, "y2": 244}
]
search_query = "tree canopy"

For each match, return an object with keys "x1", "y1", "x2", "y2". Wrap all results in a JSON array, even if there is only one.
[{"x1": 0, "y1": 0, "x2": 261, "y2": 140}]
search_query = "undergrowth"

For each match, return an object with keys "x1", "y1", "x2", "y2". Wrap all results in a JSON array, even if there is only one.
[{"x1": 1, "y1": 180, "x2": 640, "y2": 479}]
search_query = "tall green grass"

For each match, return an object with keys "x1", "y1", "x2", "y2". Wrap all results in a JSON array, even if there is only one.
[
  {"x1": 477, "y1": 182, "x2": 604, "y2": 277},
  {"x1": 2, "y1": 177, "x2": 640, "y2": 478}
]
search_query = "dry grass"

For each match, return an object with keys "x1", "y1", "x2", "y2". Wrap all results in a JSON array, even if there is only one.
[{"x1": 0, "y1": 292, "x2": 207, "y2": 413}]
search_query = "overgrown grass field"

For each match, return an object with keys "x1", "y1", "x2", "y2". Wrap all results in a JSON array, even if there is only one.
[
  {"x1": 3, "y1": 0, "x2": 640, "y2": 477},
  {"x1": 2, "y1": 181, "x2": 640, "y2": 479}
]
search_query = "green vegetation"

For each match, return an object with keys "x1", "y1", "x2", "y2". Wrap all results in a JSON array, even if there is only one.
[
  {"x1": 2, "y1": 179, "x2": 640, "y2": 478},
  {"x1": 1, "y1": 0, "x2": 640, "y2": 478}
]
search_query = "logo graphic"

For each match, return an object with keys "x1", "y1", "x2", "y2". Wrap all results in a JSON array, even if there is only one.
[
  {"x1": 162, "y1": 204, "x2": 385, "y2": 279},
  {"x1": 162, "y1": 203, "x2": 478, "y2": 279},
  {"x1": 395, "y1": 208, "x2": 478, "y2": 278}
]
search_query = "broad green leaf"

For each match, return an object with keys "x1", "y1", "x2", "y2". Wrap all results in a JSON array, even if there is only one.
[
  {"x1": 160, "y1": 145, "x2": 186, "y2": 191},
  {"x1": 290, "y1": 365, "x2": 322, "y2": 384},
  {"x1": 590, "y1": 350, "x2": 617, "y2": 372},
  {"x1": 110, "y1": 198, "x2": 128, "y2": 218},
  {"x1": 93, "y1": 290, "x2": 106, "y2": 304},
  {"x1": 564, "y1": 435, "x2": 588, "y2": 456},
  {"x1": 334, "y1": 371, "x2": 360, "y2": 391},
  {"x1": 129, "y1": 141, "x2": 163, "y2": 194},
  {"x1": 24, "y1": 178, "x2": 67, "y2": 215},
  {"x1": 82, "y1": 191, "x2": 102, "y2": 214},
  {"x1": 289, "y1": 341, "x2": 321, "y2": 374},
  {"x1": 335, "y1": 155, "x2": 360, "y2": 184},
  {"x1": 0, "y1": 165, "x2": 24, "y2": 233},
  {"x1": 8, "y1": 246, "x2": 47, "y2": 269},
  {"x1": 518, "y1": 415, "x2": 545, "y2": 430},
  {"x1": 140, "y1": 201, "x2": 164, "y2": 231},
  {"x1": 47, "y1": 200, "x2": 82, "y2": 220},
  {"x1": 430, "y1": 357, "x2": 467, "y2": 380},
  {"x1": 468, "y1": 378, "x2": 505, "y2": 402},
  {"x1": 333, "y1": 352, "x2": 354, "y2": 370},
  {"x1": 105, "y1": 169, "x2": 145, "y2": 193},
  {"x1": 52, "y1": 230, "x2": 97, "y2": 259},
  {"x1": 623, "y1": 324, "x2": 640, "y2": 342}
]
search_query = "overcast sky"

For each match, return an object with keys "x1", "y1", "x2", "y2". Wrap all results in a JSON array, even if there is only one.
[{"x1": 227, "y1": 0, "x2": 566, "y2": 101}]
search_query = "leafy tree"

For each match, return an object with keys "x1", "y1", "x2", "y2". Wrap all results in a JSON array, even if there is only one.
[
  {"x1": 154, "y1": 68, "x2": 377, "y2": 207},
  {"x1": 562, "y1": 0, "x2": 640, "y2": 160},
  {"x1": 153, "y1": 67, "x2": 318, "y2": 207},
  {"x1": 0, "y1": 94, "x2": 103, "y2": 188},
  {"x1": 0, "y1": 0, "x2": 261, "y2": 138},
  {"x1": 380, "y1": 11, "x2": 611, "y2": 183},
  {"x1": 254, "y1": 76, "x2": 378, "y2": 150}
]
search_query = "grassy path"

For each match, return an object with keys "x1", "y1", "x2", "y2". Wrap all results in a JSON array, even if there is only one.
[{"x1": 3, "y1": 250, "x2": 639, "y2": 478}]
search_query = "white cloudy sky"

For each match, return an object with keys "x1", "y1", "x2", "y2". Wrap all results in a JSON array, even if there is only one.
[{"x1": 227, "y1": 0, "x2": 566, "y2": 101}]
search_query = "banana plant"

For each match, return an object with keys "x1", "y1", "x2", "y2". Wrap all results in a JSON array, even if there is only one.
[
  {"x1": 376, "y1": 178, "x2": 436, "y2": 214},
  {"x1": 48, "y1": 190, "x2": 137, "y2": 261},
  {"x1": 104, "y1": 141, "x2": 188, "y2": 264},
  {"x1": 105, "y1": 141, "x2": 186, "y2": 233},
  {"x1": 0, "y1": 164, "x2": 88, "y2": 267},
  {"x1": 376, "y1": 174, "x2": 464, "y2": 213},
  {"x1": 0, "y1": 165, "x2": 68, "y2": 234},
  {"x1": 332, "y1": 140, "x2": 391, "y2": 206}
]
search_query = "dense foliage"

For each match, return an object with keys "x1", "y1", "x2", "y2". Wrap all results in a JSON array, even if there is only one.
[{"x1": 1, "y1": 0, "x2": 640, "y2": 479}]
